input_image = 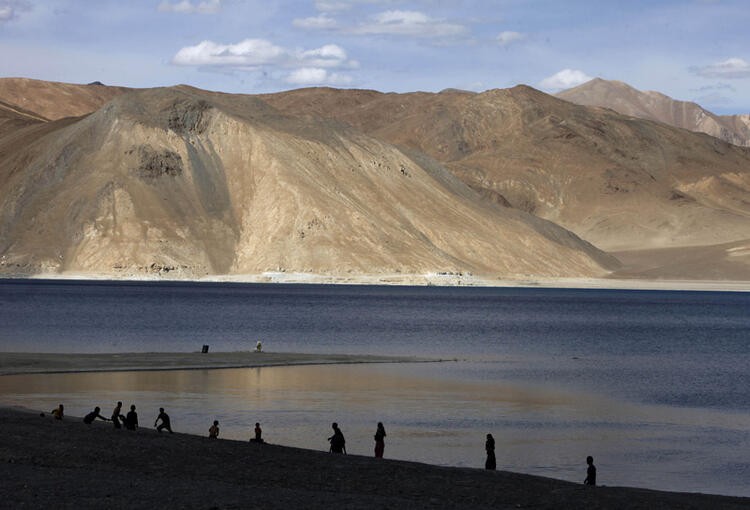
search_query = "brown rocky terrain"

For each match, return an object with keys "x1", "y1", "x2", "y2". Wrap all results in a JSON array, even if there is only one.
[
  {"x1": 2, "y1": 406, "x2": 749, "y2": 509},
  {"x1": 0, "y1": 85, "x2": 616, "y2": 279},
  {"x1": 0, "y1": 77, "x2": 130, "y2": 120},
  {"x1": 260, "y1": 86, "x2": 750, "y2": 256},
  {"x1": 557, "y1": 78, "x2": 750, "y2": 147},
  {"x1": 1, "y1": 78, "x2": 749, "y2": 281}
]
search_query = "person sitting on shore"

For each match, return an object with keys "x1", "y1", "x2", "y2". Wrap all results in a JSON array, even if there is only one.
[
  {"x1": 374, "y1": 422, "x2": 386, "y2": 458},
  {"x1": 584, "y1": 455, "x2": 596, "y2": 486},
  {"x1": 124, "y1": 405, "x2": 138, "y2": 431},
  {"x1": 154, "y1": 407, "x2": 173, "y2": 434},
  {"x1": 209, "y1": 420, "x2": 220, "y2": 439},
  {"x1": 255, "y1": 341, "x2": 262, "y2": 353},
  {"x1": 51, "y1": 404, "x2": 64, "y2": 420},
  {"x1": 250, "y1": 422, "x2": 264, "y2": 443},
  {"x1": 485, "y1": 433, "x2": 496, "y2": 470},
  {"x1": 111, "y1": 401, "x2": 125, "y2": 429},
  {"x1": 83, "y1": 406, "x2": 110, "y2": 424},
  {"x1": 328, "y1": 422, "x2": 346, "y2": 454}
]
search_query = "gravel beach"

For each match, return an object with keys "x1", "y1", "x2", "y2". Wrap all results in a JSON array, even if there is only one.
[{"x1": 1, "y1": 406, "x2": 748, "y2": 509}]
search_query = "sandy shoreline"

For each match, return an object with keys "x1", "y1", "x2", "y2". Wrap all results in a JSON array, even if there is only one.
[
  {"x1": 0, "y1": 351, "x2": 441, "y2": 376},
  {"x1": 1, "y1": 406, "x2": 747, "y2": 509},
  {"x1": 3, "y1": 271, "x2": 748, "y2": 291}
]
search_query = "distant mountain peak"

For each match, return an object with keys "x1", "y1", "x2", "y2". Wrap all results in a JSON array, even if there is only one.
[{"x1": 557, "y1": 78, "x2": 750, "y2": 146}]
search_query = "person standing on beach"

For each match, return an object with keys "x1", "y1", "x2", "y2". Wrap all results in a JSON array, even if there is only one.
[
  {"x1": 154, "y1": 408, "x2": 173, "y2": 433},
  {"x1": 51, "y1": 404, "x2": 64, "y2": 420},
  {"x1": 328, "y1": 422, "x2": 346, "y2": 454},
  {"x1": 124, "y1": 405, "x2": 138, "y2": 431},
  {"x1": 584, "y1": 456, "x2": 596, "y2": 486},
  {"x1": 485, "y1": 434, "x2": 496, "y2": 470},
  {"x1": 250, "y1": 422, "x2": 264, "y2": 443},
  {"x1": 374, "y1": 422, "x2": 386, "y2": 458},
  {"x1": 111, "y1": 402, "x2": 124, "y2": 429},
  {"x1": 83, "y1": 406, "x2": 109, "y2": 424},
  {"x1": 209, "y1": 420, "x2": 219, "y2": 439}
]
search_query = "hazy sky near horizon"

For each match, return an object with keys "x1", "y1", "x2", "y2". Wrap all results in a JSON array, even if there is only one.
[{"x1": 0, "y1": 0, "x2": 748, "y2": 113}]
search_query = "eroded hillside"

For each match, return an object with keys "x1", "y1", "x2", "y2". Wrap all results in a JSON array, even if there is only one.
[{"x1": 0, "y1": 86, "x2": 616, "y2": 280}]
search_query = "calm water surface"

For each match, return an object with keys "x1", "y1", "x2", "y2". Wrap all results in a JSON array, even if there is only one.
[{"x1": 0, "y1": 280, "x2": 749, "y2": 496}]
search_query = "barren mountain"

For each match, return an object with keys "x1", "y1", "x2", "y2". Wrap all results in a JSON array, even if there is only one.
[
  {"x1": 261, "y1": 86, "x2": 750, "y2": 259},
  {"x1": 0, "y1": 77, "x2": 129, "y2": 121},
  {"x1": 2, "y1": 79, "x2": 749, "y2": 281},
  {"x1": 557, "y1": 78, "x2": 750, "y2": 147},
  {"x1": 0, "y1": 86, "x2": 616, "y2": 280}
]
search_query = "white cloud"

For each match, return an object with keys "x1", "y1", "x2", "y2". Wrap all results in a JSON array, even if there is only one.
[
  {"x1": 172, "y1": 39, "x2": 357, "y2": 84},
  {"x1": 496, "y1": 31, "x2": 524, "y2": 46},
  {"x1": 351, "y1": 10, "x2": 466, "y2": 38},
  {"x1": 691, "y1": 58, "x2": 750, "y2": 79},
  {"x1": 296, "y1": 44, "x2": 353, "y2": 68},
  {"x1": 539, "y1": 69, "x2": 593, "y2": 91},
  {"x1": 0, "y1": 0, "x2": 30, "y2": 22},
  {"x1": 173, "y1": 39, "x2": 287, "y2": 67},
  {"x1": 158, "y1": 0, "x2": 221, "y2": 14},
  {"x1": 286, "y1": 67, "x2": 353, "y2": 86},
  {"x1": 293, "y1": 14, "x2": 338, "y2": 29}
]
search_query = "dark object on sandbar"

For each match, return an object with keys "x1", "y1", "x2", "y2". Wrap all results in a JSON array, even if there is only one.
[
  {"x1": 201, "y1": 345, "x2": 209, "y2": 353},
  {"x1": 485, "y1": 433, "x2": 496, "y2": 470},
  {"x1": 584, "y1": 455, "x2": 597, "y2": 486},
  {"x1": 328, "y1": 422, "x2": 346, "y2": 454}
]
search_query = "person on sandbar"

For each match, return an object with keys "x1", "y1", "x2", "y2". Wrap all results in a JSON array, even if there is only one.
[
  {"x1": 250, "y1": 422, "x2": 264, "y2": 443},
  {"x1": 51, "y1": 404, "x2": 64, "y2": 420},
  {"x1": 374, "y1": 422, "x2": 386, "y2": 458},
  {"x1": 328, "y1": 422, "x2": 346, "y2": 454},
  {"x1": 584, "y1": 455, "x2": 596, "y2": 486},
  {"x1": 111, "y1": 401, "x2": 125, "y2": 429},
  {"x1": 83, "y1": 406, "x2": 110, "y2": 424},
  {"x1": 209, "y1": 420, "x2": 220, "y2": 439},
  {"x1": 154, "y1": 407, "x2": 173, "y2": 434},
  {"x1": 124, "y1": 405, "x2": 138, "y2": 431},
  {"x1": 485, "y1": 433, "x2": 496, "y2": 470}
]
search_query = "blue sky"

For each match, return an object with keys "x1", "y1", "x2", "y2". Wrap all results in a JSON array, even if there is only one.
[{"x1": 1, "y1": 0, "x2": 748, "y2": 113}]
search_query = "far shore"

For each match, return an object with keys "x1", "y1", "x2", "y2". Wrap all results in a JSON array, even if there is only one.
[
  {"x1": 1, "y1": 405, "x2": 748, "y2": 509},
  {"x1": 3, "y1": 271, "x2": 749, "y2": 292},
  {"x1": 0, "y1": 351, "x2": 441, "y2": 377}
]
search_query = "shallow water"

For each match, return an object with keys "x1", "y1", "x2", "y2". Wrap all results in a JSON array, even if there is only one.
[{"x1": 1, "y1": 280, "x2": 749, "y2": 496}]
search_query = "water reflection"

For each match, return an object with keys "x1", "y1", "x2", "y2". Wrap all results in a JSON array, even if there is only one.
[{"x1": 1, "y1": 362, "x2": 749, "y2": 497}]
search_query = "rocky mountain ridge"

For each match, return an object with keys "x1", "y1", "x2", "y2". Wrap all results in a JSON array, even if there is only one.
[{"x1": 1, "y1": 78, "x2": 748, "y2": 281}]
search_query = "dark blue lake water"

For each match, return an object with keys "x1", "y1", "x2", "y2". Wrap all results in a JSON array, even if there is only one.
[{"x1": 1, "y1": 280, "x2": 749, "y2": 496}]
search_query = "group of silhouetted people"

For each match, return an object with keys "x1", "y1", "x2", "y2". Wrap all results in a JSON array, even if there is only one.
[
  {"x1": 46, "y1": 403, "x2": 597, "y2": 484},
  {"x1": 49, "y1": 402, "x2": 160, "y2": 432}
]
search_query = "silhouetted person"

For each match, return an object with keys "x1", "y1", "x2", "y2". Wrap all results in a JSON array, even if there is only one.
[
  {"x1": 83, "y1": 406, "x2": 110, "y2": 424},
  {"x1": 328, "y1": 422, "x2": 346, "y2": 454},
  {"x1": 485, "y1": 433, "x2": 496, "y2": 470},
  {"x1": 209, "y1": 420, "x2": 219, "y2": 439},
  {"x1": 250, "y1": 422, "x2": 264, "y2": 443},
  {"x1": 51, "y1": 404, "x2": 64, "y2": 420},
  {"x1": 154, "y1": 407, "x2": 173, "y2": 433},
  {"x1": 374, "y1": 422, "x2": 386, "y2": 458},
  {"x1": 111, "y1": 401, "x2": 125, "y2": 429},
  {"x1": 584, "y1": 456, "x2": 596, "y2": 486},
  {"x1": 124, "y1": 405, "x2": 138, "y2": 430}
]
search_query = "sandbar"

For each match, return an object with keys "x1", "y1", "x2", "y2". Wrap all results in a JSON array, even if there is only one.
[{"x1": 0, "y1": 351, "x2": 441, "y2": 376}]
